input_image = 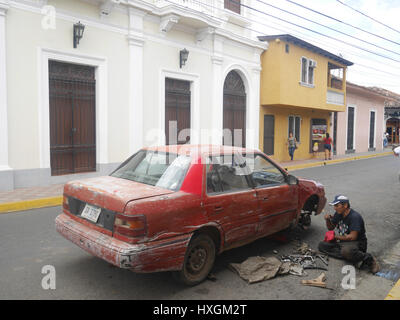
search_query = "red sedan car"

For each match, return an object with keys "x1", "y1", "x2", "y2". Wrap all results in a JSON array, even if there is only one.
[{"x1": 56, "y1": 145, "x2": 326, "y2": 285}]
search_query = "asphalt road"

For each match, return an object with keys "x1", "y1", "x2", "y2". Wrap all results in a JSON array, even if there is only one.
[{"x1": 1, "y1": 155, "x2": 399, "y2": 300}]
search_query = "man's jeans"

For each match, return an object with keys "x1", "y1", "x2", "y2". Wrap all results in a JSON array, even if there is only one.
[{"x1": 318, "y1": 240, "x2": 372, "y2": 266}]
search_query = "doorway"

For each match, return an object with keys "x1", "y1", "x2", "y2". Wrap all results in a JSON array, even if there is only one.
[
  {"x1": 165, "y1": 78, "x2": 191, "y2": 145},
  {"x1": 49, "y1": 60, "x2": 96, "y2": 176}
]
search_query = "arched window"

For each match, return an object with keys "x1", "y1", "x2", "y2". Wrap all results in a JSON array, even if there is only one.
[{"x1": 223, "y1": 70, "x2": 246, "y2": 147}]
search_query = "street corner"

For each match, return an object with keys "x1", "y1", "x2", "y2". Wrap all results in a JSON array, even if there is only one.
[{"x1": 385, "y1": 279, "x2": 400, "y2": 300}]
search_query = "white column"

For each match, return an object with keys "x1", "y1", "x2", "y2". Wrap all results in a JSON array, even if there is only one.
[
  {"x1": 128, "y1": 8, "x2": 146, "y2": 154},
  {"x1": 0, "y1": 1, "x2": 13, "y2": 191},
  {"x1": 247, "y1": 66, "x2": 261, "y2": 150},
  {"x1": 210, "y1": 35, "x2": 224, "y2": 146}
]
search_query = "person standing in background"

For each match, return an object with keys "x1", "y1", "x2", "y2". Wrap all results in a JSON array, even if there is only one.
[
  {"x1": 323, "y1": 133, "x2": 333, "y2": 160},
  {"x1": 287, "y1": 132, "x2": 297, "y2": 161},
  {"x1": 393, "y1": 145, "x2": 400, "y2": 182},
  {"x1": 383, "y1": 132, "x2": 388, "y2": 148}
]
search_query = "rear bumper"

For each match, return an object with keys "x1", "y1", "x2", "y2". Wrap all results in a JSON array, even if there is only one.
[{"x1": 55, "y1": 213, "x2": 191, "y2": 273}]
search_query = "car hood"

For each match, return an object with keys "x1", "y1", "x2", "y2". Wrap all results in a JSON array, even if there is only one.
[{"x1": 64, "y1": 176, "x2": 174, "y2": 213}]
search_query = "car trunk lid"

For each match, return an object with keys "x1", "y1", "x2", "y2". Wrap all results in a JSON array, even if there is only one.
[{"x1": 64, "y1": 176, "x2": 174, "y2": 213}]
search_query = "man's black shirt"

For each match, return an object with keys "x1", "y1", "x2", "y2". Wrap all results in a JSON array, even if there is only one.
[{"x1": 331, "y1": 208, "x2": 367, "y2": 243}]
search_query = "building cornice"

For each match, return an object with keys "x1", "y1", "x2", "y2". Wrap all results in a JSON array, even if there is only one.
[
  {"x1": 0, "y1": 0, "x2": 10, "y2": 15},
  {"x1": 8, "y1": 0, "x2": 267, "y2": 52}
]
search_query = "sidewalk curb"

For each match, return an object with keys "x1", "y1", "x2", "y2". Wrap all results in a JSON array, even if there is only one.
[
  {"x1": 284, "y1": 151, "x2": 392, "y2": 171},
  {"x1": 0, "y1": 196, "x2": 62, "y2": 213},
  {"x1": 385, "y1": 279, "x2": 400, "y2": 300}
]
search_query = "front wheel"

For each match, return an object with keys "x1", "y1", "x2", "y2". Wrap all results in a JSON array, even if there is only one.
[{"x1": 173, "y1": 234, "x2": 216, "y2": 286}]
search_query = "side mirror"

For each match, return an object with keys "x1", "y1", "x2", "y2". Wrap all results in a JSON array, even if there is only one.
[{"x1": 287, "y1": 174, "x2": 298, "y2": 185}]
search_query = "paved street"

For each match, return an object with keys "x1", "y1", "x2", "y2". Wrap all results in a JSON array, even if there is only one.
[{"x1": 1, "y1": 155, "x2": 399, "y2": 300}]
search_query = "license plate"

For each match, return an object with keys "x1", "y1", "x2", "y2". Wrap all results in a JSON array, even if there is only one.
[{"x1": 81, "y1": 204, "x2": 101, "y2": 223}]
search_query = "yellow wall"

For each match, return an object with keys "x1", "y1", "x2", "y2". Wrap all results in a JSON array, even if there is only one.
[
  {"x1": 260, "y1": 39, "x2": 347, "y2": 112},
  {"x1": 258, "y1": 37, "x2": 349, "y2": 161},
  {"x1": 259, "y1": 106, "x2": 331, "y2": 162}
]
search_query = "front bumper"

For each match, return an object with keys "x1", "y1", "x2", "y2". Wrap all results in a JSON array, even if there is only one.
[{"x1": 55, "y1": 213, "x2": 191, "y2": 273}]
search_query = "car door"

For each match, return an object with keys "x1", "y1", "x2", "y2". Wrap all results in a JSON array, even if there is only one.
[
  {"x1": 244, "y1": 153, "x2": 298, "y2": 237},
  {"x1": 203, "y1": 154, "x2": 259, "y2": 247}
]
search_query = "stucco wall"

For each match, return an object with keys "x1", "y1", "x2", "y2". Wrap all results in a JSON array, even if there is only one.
[
  {"x1": 260, "y1": 39, "x2": 347, "y2": 112},
  {"x1": 260, "y1": 105, "x2": 330, "y2": 162},
  {"x1": 6, "y1": 3, "x2": 130, "y2": 169},
  {"x1": 1, "y1": 0, "x2": 266, "y2": 190},
  {"x1": 336, "y1": 88, "x2": 385, "y2": 156}
]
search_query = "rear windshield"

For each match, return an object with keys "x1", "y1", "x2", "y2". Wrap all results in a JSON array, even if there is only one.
[{"x1": 110, "y1": 150, "x2": 192, "y2": 191}]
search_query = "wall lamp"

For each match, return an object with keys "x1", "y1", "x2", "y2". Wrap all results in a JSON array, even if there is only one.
[
  {"x1": 73, "y1": 21, "x2": 85, "y2": 48},
  {"x1": 180, "y1": 48, "x2": 189, "y2": 68}
]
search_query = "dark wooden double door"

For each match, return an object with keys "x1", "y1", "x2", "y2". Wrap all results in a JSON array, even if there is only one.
[{"x1": 49, "y1": 60, "x2": 96, "y2": 176}]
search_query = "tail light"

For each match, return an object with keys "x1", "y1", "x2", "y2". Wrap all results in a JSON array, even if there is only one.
[
  {"x1": 63, "y1": 195, "x2": 69, "y2": 211},
  {"x1": 114, "y1": 214, "x2": 147, "y2": 237}
]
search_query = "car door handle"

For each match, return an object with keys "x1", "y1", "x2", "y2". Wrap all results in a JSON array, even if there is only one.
[
  {"x1": 262, "y1": 197, "x2": 269, "y2": 201},
  {"x1": 214, "y1": 206, "x2": 224, "y2": 213}
]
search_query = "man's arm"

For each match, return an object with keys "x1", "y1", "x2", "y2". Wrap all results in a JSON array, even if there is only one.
[
  {"x1": 324, "y1": 214, "x2": 336, "y2": 230},
  {"x1": 335, "y1": 230, "x2": 358, "y2": 241}
]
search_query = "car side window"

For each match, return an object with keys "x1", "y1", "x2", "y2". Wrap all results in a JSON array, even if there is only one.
[
  {"x1": 206, "y1": 155, "x2": 251, "y2": 194},
  {"x1": 245, "y1": 154, "x2": 286, "y2": 187}
]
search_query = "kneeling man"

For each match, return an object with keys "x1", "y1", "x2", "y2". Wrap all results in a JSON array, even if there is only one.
[{"x1": 318, "y1": 195, "x2": 379, "y2": 274}]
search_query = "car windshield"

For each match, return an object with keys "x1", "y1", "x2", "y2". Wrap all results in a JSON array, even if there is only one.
[{"x1": 110, "y1": 150, "x2": 192, "y2": 191}]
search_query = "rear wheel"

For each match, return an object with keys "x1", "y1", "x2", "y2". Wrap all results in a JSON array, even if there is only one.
[{"x1": 173, "y1": 234, "x2": 216, "y2": 286}]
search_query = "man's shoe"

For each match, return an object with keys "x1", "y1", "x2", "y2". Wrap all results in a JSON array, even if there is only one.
[{"x1": 370, "y1": 257, "x2": 380, "y2": 274}]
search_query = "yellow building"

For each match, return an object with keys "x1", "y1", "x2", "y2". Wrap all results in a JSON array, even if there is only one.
[{"x1": 258, "y1": 35, "x2": 353, "y2": 162}]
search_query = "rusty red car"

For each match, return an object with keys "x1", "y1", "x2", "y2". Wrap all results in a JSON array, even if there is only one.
[{"x1": 55, "y1": 145, "x2": 326, "y2": 285}]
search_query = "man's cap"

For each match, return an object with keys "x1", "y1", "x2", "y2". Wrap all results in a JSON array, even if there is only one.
[{"x1": 329, "y1": 194, "x2": 349, "y2": 206}]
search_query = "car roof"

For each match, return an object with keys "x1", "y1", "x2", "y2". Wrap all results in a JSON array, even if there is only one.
[{"x1": 142, "y1": 144, "x2": 258, "y2": 156}]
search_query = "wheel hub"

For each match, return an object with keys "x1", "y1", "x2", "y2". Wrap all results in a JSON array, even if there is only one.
[{"x1": 188, "y1": 246, "x2": 207, "y2": 272}]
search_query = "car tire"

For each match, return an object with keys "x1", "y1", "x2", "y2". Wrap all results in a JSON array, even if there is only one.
[{"x1": 173, "y1": 234, "x2": 216, "y2": 286}]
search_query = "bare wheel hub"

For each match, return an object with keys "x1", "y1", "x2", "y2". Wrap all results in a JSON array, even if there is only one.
[{"x1": 187, "y1": 246, "x2": 207, "y2": 272}]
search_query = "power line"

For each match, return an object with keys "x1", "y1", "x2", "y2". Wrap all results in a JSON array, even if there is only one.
[
  {"x1": 242, "y1": 3, "x2": 400, "y2": 74},
  {"x1": 253, "y1": 0, "x2": 400, "y2": 57},
  {"x1": 164, "y1": 0, "x2": 400, "y2": 82},
  {"x1": 284, "y1": 0, "x2": 400, "y2": 46},
  {"x1": 336, "y1": 0, "x2": 400, "y2": 35},
  {"x1": 231, "y1": 0, "x2": 400, "y2": 64}
]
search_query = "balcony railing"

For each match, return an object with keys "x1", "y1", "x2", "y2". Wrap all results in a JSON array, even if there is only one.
[
  {"x1": 327, "y1": 89, "x2": 344, "y2": 106},
  {"x1": 154, "y1": 0, "x2": 217, "y2": 16}
]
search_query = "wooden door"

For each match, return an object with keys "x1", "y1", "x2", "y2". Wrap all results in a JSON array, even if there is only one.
[
  {"x1": 165, "y1": 78, "x2": 191, "y2": 145},
  {"x1": 347, "y1": 106, "x2": 355, "y2": 151},
  {"x1": 369, "y1": 111, "x2": 375, "y2": 150},
  {"x1": 49, "y1": 61, "x2": 96, "y2": 176},
  {"x1": 223, "y1": 71, "x2": 246, "y2": 148},
  {"x1": 263, "y1": 115, "x2": 274, "y2": 155},
  {"x1": 333, "y1": 112, "x2": 337, "y2": 155}
]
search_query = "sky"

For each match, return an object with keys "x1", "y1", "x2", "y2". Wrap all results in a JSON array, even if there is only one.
[{"x1": 248, "y1": 0, "x2": 400, "y2": 95}]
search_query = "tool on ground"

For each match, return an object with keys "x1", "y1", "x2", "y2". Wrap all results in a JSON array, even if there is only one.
[{"x1": 301, "y1": 272, "x2": 326, "y2": 288}]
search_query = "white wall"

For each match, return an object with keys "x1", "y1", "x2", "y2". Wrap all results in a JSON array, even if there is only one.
[{"x1": 2, "y1": 0, "x2": 265, "y2": 189}]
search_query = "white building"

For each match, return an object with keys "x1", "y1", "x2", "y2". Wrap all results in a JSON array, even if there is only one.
[{"x1": 0, "y1": 0, "x2": 266, "y2": 191}]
